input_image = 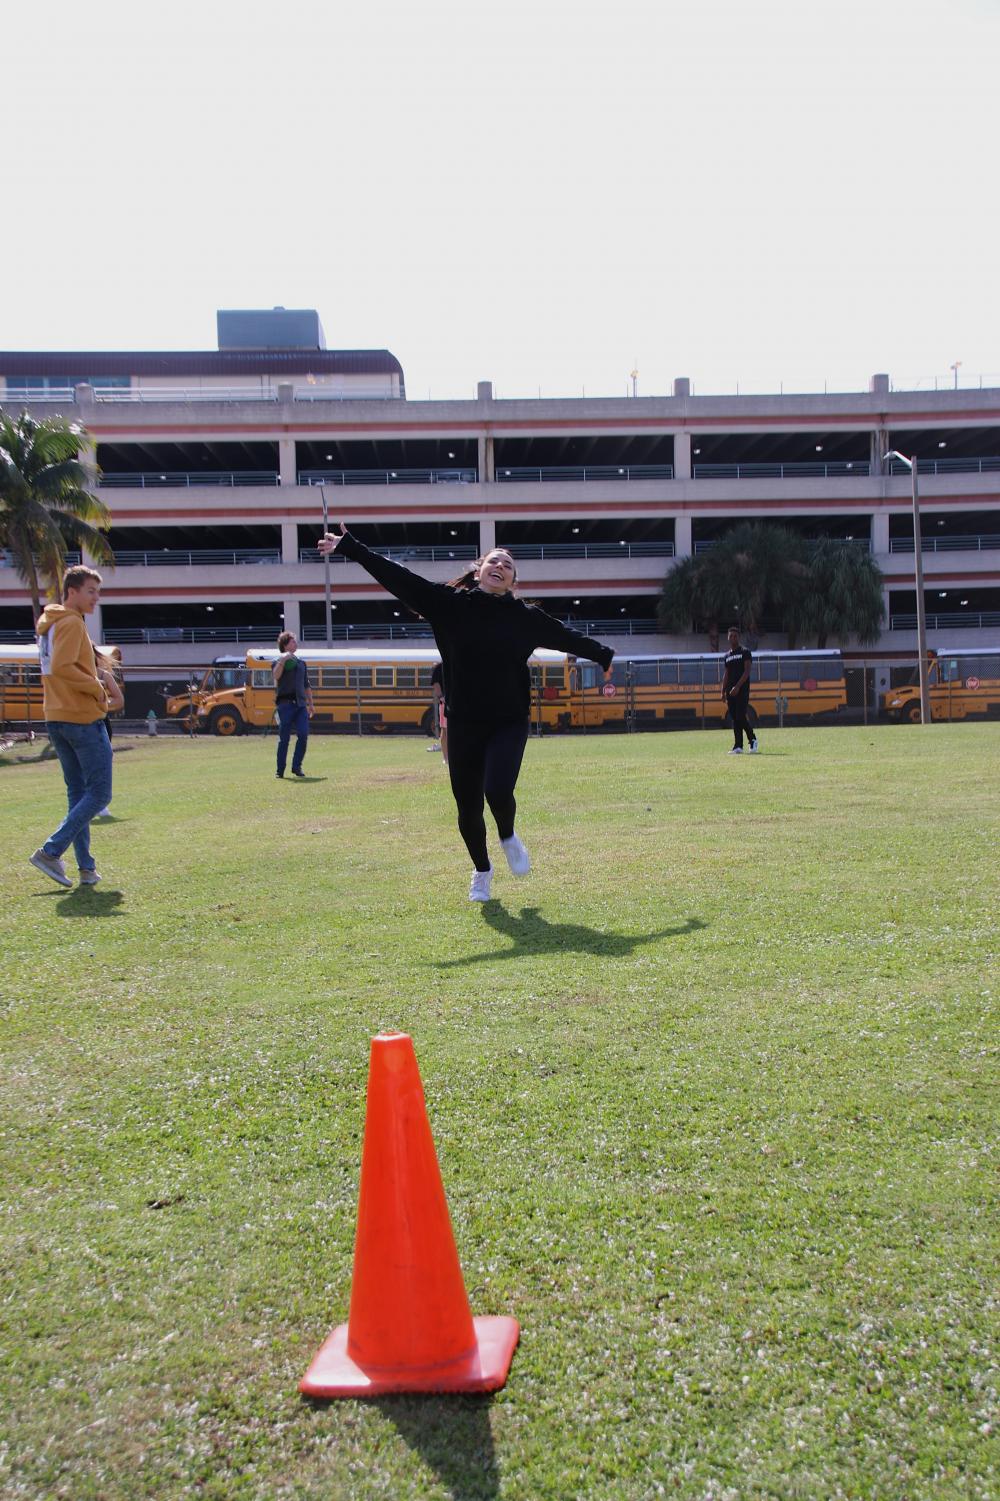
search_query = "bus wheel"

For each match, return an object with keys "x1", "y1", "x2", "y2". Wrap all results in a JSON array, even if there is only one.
[
  {"x1": 209, "y1": 707, "x2": 243, "y2": 737},
  {"x1": 905, "y1": 701, "x2": 923, "y2": 724}
]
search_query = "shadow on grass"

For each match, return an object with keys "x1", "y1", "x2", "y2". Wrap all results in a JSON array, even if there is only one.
[
  {"x1": 374, "y1": 1394, "x2": 500, "y2": 1501},
  {"x1": 283, "y1": 775, "x2": 328, "y2": 783},
  {"x1": 40, "y1": 887, "x2": 125, "y2": 917},
  {"x1": 436, "y1": 906, "x2": 706, "y2": 968}
]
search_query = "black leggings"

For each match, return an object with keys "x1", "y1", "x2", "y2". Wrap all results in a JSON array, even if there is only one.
[{"x1": 447, "y1": 719, "x2": 529, "y2": 872}]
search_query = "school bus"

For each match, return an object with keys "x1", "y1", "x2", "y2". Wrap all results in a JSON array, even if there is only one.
[
  {"x1": 163, "y1": 656, "x2": 248, "y2": 724},
  {"x1": 0, "y1": 642, "x2": 126, "y2": 728},
  {"x1": 188, "y1": 645, "x2": 845, "y2": 735},
  {"x1": 0, "y1": 644, "x2": 43, "y2": 727},
  {"x1": 883, "y1": 648, "x2": 1000, "y2": 723},
  {"x1": 187, "y1": 646, "x2": 574, "y2": 735},
  {"x1": 571, "y1": 649, "x2": 847, "y2": 728}
]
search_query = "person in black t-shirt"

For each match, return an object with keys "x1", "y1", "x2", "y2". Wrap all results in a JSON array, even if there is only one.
[
  {"x1": 319, "y1": 525, "x2": 614, "y2": 901},
  {"x1": 272, "y1": 631, "x2": 314, "y2": 778},
  {"x1": 721, "y1": 626, "x2": 759, "y2": 754}
]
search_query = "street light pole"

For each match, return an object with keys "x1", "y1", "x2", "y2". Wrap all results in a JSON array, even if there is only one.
[
  {"x1": 884, "y1": 450, "x2": 931, "y2": 723},
  {"x1": 320, "y1": 486, "x2": 333, "y2": 647}
]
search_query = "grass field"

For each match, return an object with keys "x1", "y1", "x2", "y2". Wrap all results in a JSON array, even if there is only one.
[{"x1": 1, "y1": 724, "x2": 997, "y2": 1501}]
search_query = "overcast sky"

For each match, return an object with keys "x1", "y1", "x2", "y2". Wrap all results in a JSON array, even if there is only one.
[{"x1": 2, "y1": 0, "x2": 997, "y2": 399}]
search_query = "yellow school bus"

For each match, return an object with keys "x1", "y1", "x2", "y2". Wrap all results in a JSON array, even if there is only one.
[
  {"x1": 883, "y1": 648, "x2": 1000, "y2": 723},
  {"x1": 191, "y1": 646, "x2": 575, "y2": 736},
  {"x1": 164, "y1": 656, "x2": 249, "y2": 724},
  {"x1": 571, "y1": 649, "x2": 846, "y2": 728},
  {"x1": 0, "y1": 644, "x2": 43, "y2": 727},
  {"x1": 189, "y1": 645, "x2": 845, "y2": 735},
  {"x1": 0, "y1": 642, "x2": 127, "y2": 728},
  {"x1": 183, "y1": 647, "x2": 561, "y2": 735}
]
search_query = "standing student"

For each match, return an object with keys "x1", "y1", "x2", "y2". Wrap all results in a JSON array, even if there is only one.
[
  {"x1": 94, "y1": 645, "x2": 123, "y2": 817},
  {"x1": 30, "y1": 566, "x2": 123, "y2": 887},
  {"x1": 721, "y1": 625, "x2": 759, "y2": 754},
  {"x1": 429, "y1": 660, "x2": 448, "y2": 764},
  {"x1": 318, "y1": 526, "x2": 614, "y2": 901},
  {"x1": 272, "y1": 631, "x2": 314, "y2": 778}
]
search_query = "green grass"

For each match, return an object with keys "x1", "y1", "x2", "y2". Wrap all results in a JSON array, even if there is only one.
[{"x1": 1, "y1": 725, "x2": 997, "y2": 1500}]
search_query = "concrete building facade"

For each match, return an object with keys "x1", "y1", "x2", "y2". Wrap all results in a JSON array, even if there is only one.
[{"x1": 2, "y1": 328, "x2": 999, "y2": 666}]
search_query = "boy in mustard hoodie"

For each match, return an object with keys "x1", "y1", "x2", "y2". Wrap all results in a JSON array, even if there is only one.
[{"x1": 30, "y1": 566, "x2": 123, "y2": 888}]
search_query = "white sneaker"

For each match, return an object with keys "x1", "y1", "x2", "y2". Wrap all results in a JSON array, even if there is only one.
[
  {"x1": 728, "y1": 747, "x2": 744, "y2": 755},
  {"x1": 749, "y1": 738, "x2": 760, "y2": 754},
  {"x1": 29, "y1": 848, "x2": 73, "y2": 887},
  {"x1": 469, "y1": 867, "x2": 494, "y2": 902},
  {"x1": 78, "y1": 869, "x2": 102, "y2": 885},
  {"x1": 501, "y1": 833, "x2": 531, "y2": 876},
  {"x1": 426, "y1": 744, "x2": 442, "y2": 752},
  {"x1": 97, "y1": 807, "x2": 112, "y2": 818}
]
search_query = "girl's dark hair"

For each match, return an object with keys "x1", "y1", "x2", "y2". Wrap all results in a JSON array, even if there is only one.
[{"x1": 447, "y1": 549, "x2": 517, "y2": 593}]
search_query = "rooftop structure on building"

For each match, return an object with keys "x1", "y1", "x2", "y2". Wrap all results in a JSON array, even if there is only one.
[{"x1": 1, "y1": 313, "x2": 998, "y2": 673}]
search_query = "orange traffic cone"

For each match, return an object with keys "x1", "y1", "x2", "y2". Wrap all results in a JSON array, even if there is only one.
[{"x1": 300, "y1": 1031, "x2": 519, "y2": 1397}]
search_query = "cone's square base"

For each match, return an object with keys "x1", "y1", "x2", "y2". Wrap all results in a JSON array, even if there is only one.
[{"x1": 300, "y1": 1316, "x2": 519, "y2": 1398}]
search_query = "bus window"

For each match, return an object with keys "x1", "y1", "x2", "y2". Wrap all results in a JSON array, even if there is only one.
[
  {"x1": 677, "y1": 662, "x2": 702, "y2": 684},
  {"x1": 542, "y1": 667, "x2": 564, "y2": 688},
  {"x1": 252, "y1": 669, "x2": 272, "y2": 688},
  {"x1": 396, "y1": 667, "x2": 417, "y2": 688},
  {"x1": 348, "y1": 667, "x2": 373, "y2": 688},
  {"x1": 374, "y1": 667, "x2": 394, "y2": 687},
  {"x1": 632, "y1": 663, "x2": 661, "y2": 685},
  {"x1": 416, "y1": 667, "x2": 433, "y2": 688},
  {"x1": 318, "y1": 667, "x2": 347, "y2": 688}
]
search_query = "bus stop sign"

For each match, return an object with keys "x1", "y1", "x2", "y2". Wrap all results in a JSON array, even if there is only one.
[
  {"x1": 602, "y1": 682, "x2": 617, "y2": 697},
  {"x1": 966, "y1": 676, "x2": 980, "y2": 691}
]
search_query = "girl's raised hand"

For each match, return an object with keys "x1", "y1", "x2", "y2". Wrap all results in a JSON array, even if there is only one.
[{"x1": 318, "y1": 524, "x2": 348, "y2": 557}]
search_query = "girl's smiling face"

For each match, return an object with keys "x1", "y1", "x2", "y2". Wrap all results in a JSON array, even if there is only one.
[{"x1": 475, "y1": 549, "x2": 517, "y2": 595}]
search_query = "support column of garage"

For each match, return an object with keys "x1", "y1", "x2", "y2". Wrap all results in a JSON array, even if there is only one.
[
  {"x1": 477, "y1": 380, "x2": 495, "y2": 556},
  {"x1": 278, "y1": 417, "x2": 305, "y2": 638}
]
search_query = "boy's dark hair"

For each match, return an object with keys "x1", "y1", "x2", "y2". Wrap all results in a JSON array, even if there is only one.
[
  {"x1": 277, "y1": 630, "x2": 295, "y2": 651},
  {"x1": 62, "y1": 565, "x2": 102, "y2": 598}
]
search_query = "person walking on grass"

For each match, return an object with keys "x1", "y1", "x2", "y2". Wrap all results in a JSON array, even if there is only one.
[
  {"x1": 318, "y1": 526, "x2": 614, "y2": 901},
  {"x1": 272, "y1": 631, "x2": 314, "y2": 778},
  {"x1": 30, "y1": 566, "x2": 124, "y2": 888},
  {"x1": 721, "y1": 624, "x2": 759, "y2": 755}
]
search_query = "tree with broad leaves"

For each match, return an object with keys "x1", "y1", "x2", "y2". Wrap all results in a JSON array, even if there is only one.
[
  {"x1": 0, "y1": 408, "x2": 113, "y2": 623},
  {"x1": 659, "y1": 523, "x2": 885, "y2": 648},
  {"x1": 659, "y1": 522, "x2": 808, "y2": 645},
  {"x1": 784, "y1": 537, "x2": 885, "y2": 648}
]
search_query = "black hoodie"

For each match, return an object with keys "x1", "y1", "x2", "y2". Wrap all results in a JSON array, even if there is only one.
[{"x1": 336, "y1": 532, "x2": 614, "y2": 725}]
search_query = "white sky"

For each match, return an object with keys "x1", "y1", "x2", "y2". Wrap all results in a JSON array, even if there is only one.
[{"x1": 2, "y1": 0, "x2": 997, "y2": 399}]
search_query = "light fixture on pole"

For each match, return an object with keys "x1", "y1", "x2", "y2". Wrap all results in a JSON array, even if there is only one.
[{"x1": 884, "y1": 450, "x2": 930, "y2": 724}]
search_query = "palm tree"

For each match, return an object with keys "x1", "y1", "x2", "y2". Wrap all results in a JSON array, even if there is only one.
[
  {"x1": 659, "y1": 523, "x2": 808, "y2": 646},
  {"x1": 707, "y1": 522, "x2": 809, "y2": 637},
  {"x1": 0, "y1": 408, "x2": 113, "y2": 623},
  {"x1": 789, "y1": 539, "x2": 885, "y2": 647}
]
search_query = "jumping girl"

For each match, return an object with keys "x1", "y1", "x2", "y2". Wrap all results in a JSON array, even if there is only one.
[{"x1": 318, "y1": 527, "x2": 614, "y2": 901}]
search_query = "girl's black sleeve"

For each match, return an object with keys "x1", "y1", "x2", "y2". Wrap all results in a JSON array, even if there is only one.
[
  {"x1": 336, "y1": 532, "x2": 457, "y2": 622},
  {"x1": 525, "y1": 606, "x2": 615, "y2": 671}
]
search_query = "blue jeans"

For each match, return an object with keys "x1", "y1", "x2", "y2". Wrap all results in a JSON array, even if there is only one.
[
  {"x1": 276, "y1": 701, "x2": 309, "y2": 775},
  {"x1": 43, "y1": 720, "x2": 114, "y2": 870}
]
